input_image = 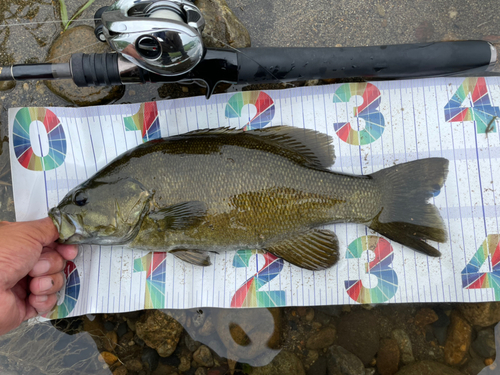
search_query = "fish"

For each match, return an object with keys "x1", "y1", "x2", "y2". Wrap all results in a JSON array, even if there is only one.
[{"x1": 48, "y1": 126, "x2": 449, "y2": 270}]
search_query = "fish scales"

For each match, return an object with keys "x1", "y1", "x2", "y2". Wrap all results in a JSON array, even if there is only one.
[{"x1": 49, "y1": 126, "x2": 449, "y2": 270}]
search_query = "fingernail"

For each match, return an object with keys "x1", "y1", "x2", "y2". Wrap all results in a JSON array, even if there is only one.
[
  {"x1": 39, "y1": 277, "x2": 54, "y2": 292},
  {"x1": 35, "y1": 295, "x2": 48, "y2": 303},
  {"x1": 32, "y1": 260, "x2": 51, "y2": 275}
]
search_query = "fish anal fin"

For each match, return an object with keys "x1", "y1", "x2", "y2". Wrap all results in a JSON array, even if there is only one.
[
  {"x1": 265, "y1": 229, "x2": 339, "y2": 271},
  {"x1": 148, "y1": 201, "x2": 206, "y2": 230},
  {"x1": 171, "y1": 249, "x2": 212, "y2": 266}
]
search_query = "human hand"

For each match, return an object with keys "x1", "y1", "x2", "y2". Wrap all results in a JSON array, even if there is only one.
[{"x1": 0, "y1": 218, "x2": 78, "y2": 336}]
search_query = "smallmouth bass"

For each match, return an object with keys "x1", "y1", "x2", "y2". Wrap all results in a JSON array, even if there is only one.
[{"x1": 48, "y1": 126, "x2": 448, "y2": 270}]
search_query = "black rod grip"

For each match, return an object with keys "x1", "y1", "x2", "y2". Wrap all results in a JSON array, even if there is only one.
[
  {"x1": 236, "y1": 41, "x2": 494, "y2": 84},
  {"x1": 0, "y1": 63, "x2": 72, "y2": 81},
  {"x1": 71, "y1": 53, "x2": 121, "y2": 87}
]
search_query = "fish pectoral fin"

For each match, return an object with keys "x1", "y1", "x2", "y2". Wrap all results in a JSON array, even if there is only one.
[
  {"x1": 148, "y1": 201, "x2": 207, "y2": 230},
  {"x1": 171, "y1": 249, "x2": 212, "y2": 267},
  {"x1": 265, "y1": 229, "x2": 339, "y2": 271}
]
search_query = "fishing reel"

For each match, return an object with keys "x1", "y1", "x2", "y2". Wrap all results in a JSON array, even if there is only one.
[{"x1": 94, "y1": 0, "x2": 206, "y2": 76}]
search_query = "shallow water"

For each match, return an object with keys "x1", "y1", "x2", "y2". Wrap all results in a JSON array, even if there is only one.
[{"x1": 1, "y1": 0, "x2": 500, "y2": 374}]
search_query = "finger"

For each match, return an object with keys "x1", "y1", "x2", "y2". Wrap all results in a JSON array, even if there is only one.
[
  {"x1": 55, "y1": 244, "x2": 79, "y2": 261},
  {"x1": 29, "y1": 272, "x2": 64, "y2": 295},
  {"x1": 23, "y1": 217, "x2": 60, "y2": 247},
  {"x1": 28, "y1": 293, "x2": 58, "y2": 314},
  {"x1": 29, "y1": 250, "x2": 65, "y2": 277}
]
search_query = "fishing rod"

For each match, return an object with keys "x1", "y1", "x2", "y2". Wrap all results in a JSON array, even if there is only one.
[{"x1": 0, "y1": 0, "x2": 499, "y2": 99}]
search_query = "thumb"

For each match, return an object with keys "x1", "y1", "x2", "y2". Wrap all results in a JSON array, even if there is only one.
[{"x1": 22, "y1": 217, "x2": 60, "y2": 247}]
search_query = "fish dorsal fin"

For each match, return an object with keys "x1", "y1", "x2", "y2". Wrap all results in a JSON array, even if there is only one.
[
  {"x1": 185, "y1": 126, "x2": 335, "y2": 170},
  {"x1": 250, "y1": 126, "x2": 335, "y2": 169}
]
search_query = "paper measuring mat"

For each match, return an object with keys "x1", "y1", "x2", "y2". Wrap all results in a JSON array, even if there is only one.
[{"x1": 8, "y1": 77, "x2": 500, "y2": 318}]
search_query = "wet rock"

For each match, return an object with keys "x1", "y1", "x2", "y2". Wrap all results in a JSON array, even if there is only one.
[
  {"x1": 127, "y1": 319, "x2": 137, "y2": 332},
  {"x1": 458, "y1": 303, "x2": 500, "y2": 328},
  {"x1": 193, "y1": 345, "x2": 214, "y2": 367},
  {"x1": 152, "y1": 363, "x2": 177, "y2": 375},
  {"x1": 194, "y1": 0, "x2": 251, "y2": 49},
  {"x1": 113, "y1": 366, "x2": 128, "y2": 375},
  {"x1": 195, "y1": 367, "x2": 207, "y2": 375},
  {"x1": 99, "y1": 351, "x2": 118, "y2": 365},
  {"x1": 365, "y1": 369, "x2": 376, "y2": 375},
  {"x1": 337, "y1": 310, "x2": 380, "y2": 366},
  {"x1": 104, "y1": 331, "x2": 118, "y2": 352},
  {"x1": 391, "y1": 329, "x2": 414, "y2": 365},
  {"x1": 45, "y1": 26, "x2": 124, "y2": 106},
  {"x1": 142, "y1": 346, "x2": 160, "y2": 372},
  {"x1": 444, "y1": 311, "x2": 472, "y2": 366},
  {"x1": 179, "y1": 355, "x2": 191, "y2": 372},
  {"x1": 306, "y1": 326, "x2": 336, "y2": 350},
  {"x1": 252, "y1": 350, "x2": 305, "y2": 375},
  {"x1": 307, "y1": 356, "x2": 327, "y2": 375},
  {"x1": 104, "y1": 321, "x2": 116, "y2": 332},
  {"x1": 461, "y1": 347, "x2": 490, "y2": 375},
  {"x1": 117, "y1": 322, "x2": 128, "y2": 338},
  {"x1": 125, "y1": 358, "x2": 143, "y2": 372},
  {"x1": 414, "y1": 308, "x2": 438, "y2": 333},
  {"x1": 0, "y1": 80, "x2": 15, "y2": 91},
  {"x1": 135, "y1": 310, "x2": 184, "y2": 357},
  {"x1": 377, "y1": 339, "x2": 400, "y2": 375},
  {"x1": 472, "y1": 327, "x2": 496, "y2": 358},
  {"x1": 326, "y1": 345, "x2": 364, "y2": 375},
  {"x1": 431, "y1": 309, "x2": 451, "y2": 346},
  {"x1": 395, "y1": 360, "x2": 463, "y2": 375},
  {"x1": 185, "y1": 334, "x2": 202, "y2": 352}
]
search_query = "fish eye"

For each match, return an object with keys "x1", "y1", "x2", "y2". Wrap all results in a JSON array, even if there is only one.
[{"x1": 74, "y1": 191, "x2": 88, "y2": 207}]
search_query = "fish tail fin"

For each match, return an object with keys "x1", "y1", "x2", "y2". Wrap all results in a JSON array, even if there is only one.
[{"x1": 368, "y1": 158, "x2": 449, "y2": 257}]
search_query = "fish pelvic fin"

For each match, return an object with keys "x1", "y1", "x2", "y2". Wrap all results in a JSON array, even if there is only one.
[
  {"x1": 171, "y1": 249, "x2": 212, "y2": 266},
  {"x1": 368, "y1": 157, "x2": 449, "y2": 257},
  {"x1": 265, "y1": 229, "x2": 339, "y2": 270}
]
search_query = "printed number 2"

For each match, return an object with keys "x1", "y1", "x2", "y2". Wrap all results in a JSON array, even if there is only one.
[
  {"x1": 231, "y1": 250, "x2": 286, "y2": 307},
  {"x1": 344, "y1": 236, "x2": 398, "y2": 304},
  {"x1": 462, "y1": 235, "x2": 500, "y2": 301},
  {"x1": 444, "y1": 77, "x2": 500, "y2": 133}
]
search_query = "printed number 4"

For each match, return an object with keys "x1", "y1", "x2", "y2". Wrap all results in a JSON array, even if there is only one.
[
  {"x1": 462, "y1": 235, "x2": 500, "y2": 301},
  {"x1": 444, "y1": 77, "x2": 500, "y2": 133}
]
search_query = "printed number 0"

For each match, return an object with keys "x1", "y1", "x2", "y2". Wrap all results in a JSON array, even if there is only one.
[{"x1": 344, "y1": 236, "x2": 398, "y2": 304}]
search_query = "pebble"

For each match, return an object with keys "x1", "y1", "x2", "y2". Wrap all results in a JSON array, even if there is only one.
[
  {"x1": 117, "y1": 322, "x2": 128, "y2": 338},
  {"x1": 185, "y1": 334, "x2": 202, "y2": 352},
  {"x1": 99, "y1": 351, "x2": 118, "y2": 366},
  {"x1": 431, "y1": 309, "x2": 451, "y2": 346},
  {"x1": 112, "y1": 366, "x2": 128, "y2": 375},
  {"x1": 126, "y1": 319, "x2": 137, "y2": 332},
  {"x1": 195, "y1": 368, "x2": 208, "y2": 375},
  {"x1": 104, "y1": 321, "x2": 116, "y2": 332},
  {"x1": 458, "y1": 302, "x2": 500, "y2": 327},
  {"x1": 327, "y1": 345, "x2": 365, "y2": 375},
  {"x1": 305, "y1": 309, "x2": 315, "y2": 322},
  {"x1": 125, "y1": 359, "x2": 143, "y2": 372},
  {"x1": 394, "y1": 360, "x2": 462, "y2": 375},
  {"x1": 0, "y1": 81, "x2": 15, "y2": 91},
  {"x1": 142, "y1": 346, "x2": 160, "y2": 372},
  {"x1": 377, "y1": 339, "x2": 400, "y2": 375},
  {"x1": 252, "y1": 350, "x2": 305, "y2": 375},
  {"x1": 306, "y1": 356, "x2": 327, "y2": 375},
  {"x1": 365, "y1": 368, "x2": 376, "y2": 375},
  {"x1": 104, "y1": 331, "x2": 118, "y2": 352},
  {"x1": 179, "y1": 356, "x2": 191, "y2": 372},
  {"x1": 414, "y1": 308, "x2": 438, "y2": 332},
  {"x1": 135, "y1": 310, "x2": 184, "y2": 357},
  {"x1": 472, "y1": 327, "x2": 496, "y2": 358},
  {"x1": 444, "y1": 311, "x2": 472, "y2": 365},
  {"x1": 391, "y1": 329, "x2": 415, "y2": 365},
  {"x1": 306, "y1": 326, "x2": 336, "y2": 350},
  {"x1": 160, "y1": 355, "x2": 181, "y2": 367},
  {"x1": 337, "y1": 310, "x2": 380, "y2": 366},
  {"x1": 193, "y1": 345, "x2": 214, "y2": 367}
]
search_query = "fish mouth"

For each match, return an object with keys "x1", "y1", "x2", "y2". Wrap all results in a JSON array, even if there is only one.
[{"x1": 48, "y1": 207, "x2": 88, "y2": 244}]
